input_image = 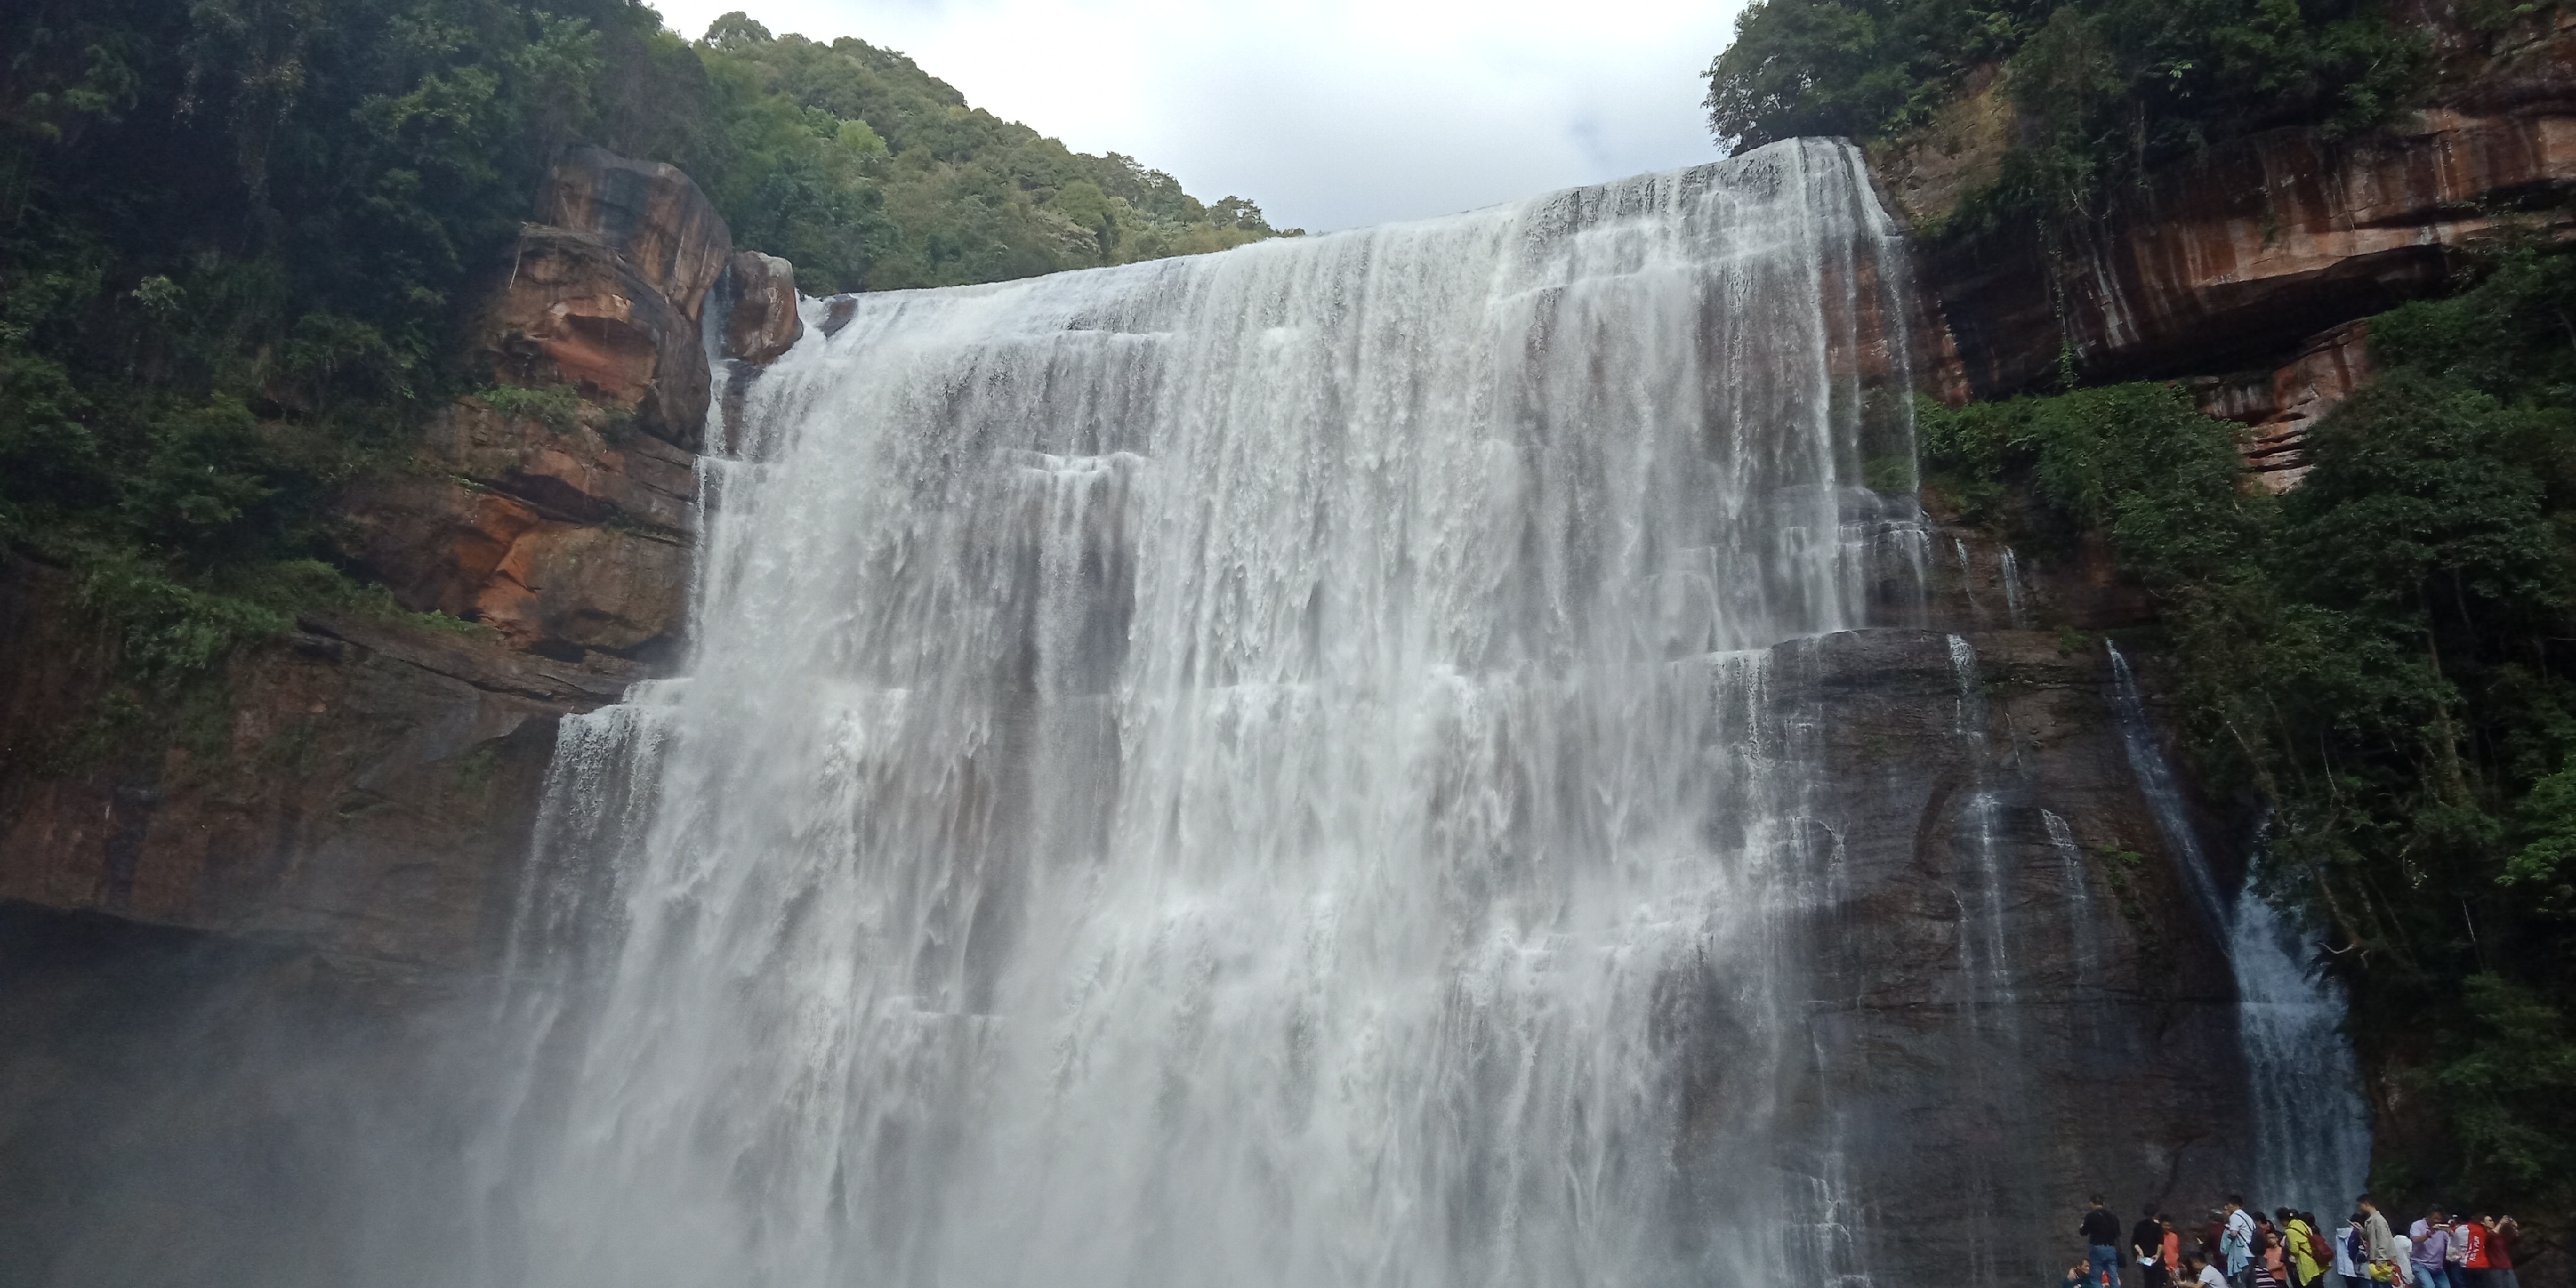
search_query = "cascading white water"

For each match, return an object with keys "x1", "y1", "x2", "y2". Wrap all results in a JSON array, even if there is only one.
[
  {"x1": 480, "y1": 137, "x2": 1923, "y2": 1288},
  {"x1": 2105, "y1": 644, "x2": 2372, "y2": 1218}
]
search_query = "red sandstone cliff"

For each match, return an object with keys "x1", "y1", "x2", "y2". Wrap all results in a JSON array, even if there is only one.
[
  {"x1": 0, "y1": 146, "x2": 801, "y2": 972},
  {"x1": 1886, "y1": 13, "x2": 2576, "y2": 482}
]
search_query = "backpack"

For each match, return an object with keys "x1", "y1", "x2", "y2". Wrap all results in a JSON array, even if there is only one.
[{"x1": 2306, "y1": 1225, "x2": 2332, "y2": 1265}]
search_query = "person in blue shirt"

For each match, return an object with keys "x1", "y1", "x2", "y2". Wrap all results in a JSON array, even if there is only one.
[{"x1": 2224, "y1": 1197, "x2": 2260, "y2": 1288}]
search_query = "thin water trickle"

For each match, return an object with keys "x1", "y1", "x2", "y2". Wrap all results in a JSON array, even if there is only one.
[{"x1": 2041, "y1": 809, "x2": 2098, "y2": 985}]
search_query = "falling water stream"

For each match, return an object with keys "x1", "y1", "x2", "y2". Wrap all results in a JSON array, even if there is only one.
[
  {"x1": 464, "y1": 137, "x2": 2371, "y2": 1288},
  {"x1": 484, "y1": 139, "x2": 1923, "y2": 1288},
  {"x1": 2106, "y1": 644, "x2": 2373, "y2": 1216}
]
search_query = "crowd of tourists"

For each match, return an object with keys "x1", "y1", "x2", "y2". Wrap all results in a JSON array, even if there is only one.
[{"x1": 2065, "y1": 1195, "x2": 2525, "y2": 1288}]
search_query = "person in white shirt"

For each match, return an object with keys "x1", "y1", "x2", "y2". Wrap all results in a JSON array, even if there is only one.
[
  {"x1": 2193, "y1": 1255, "x2": 2232, "y2": 1288},
  {"x1": 2412, "y1": 1210, "x2": 2453, "y2": 1288}
]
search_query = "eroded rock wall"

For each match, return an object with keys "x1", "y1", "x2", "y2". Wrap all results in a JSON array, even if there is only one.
[
  {"x1": 0, "y1": 557, "x2": 610, "y2": 973},
  {"x1": 0, "y1": 145, "x2": 800, "y2": 972},
  {"x1": 1892, "y1": 15, "x2": 2576, "y2": 480},
  {"x1": 1776, "y1": 623, "x2": 2249, "y2": 1285}
]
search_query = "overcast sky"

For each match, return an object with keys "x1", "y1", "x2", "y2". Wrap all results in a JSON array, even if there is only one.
[{"x1": 648, "y1": 0, "x2": 1749, "y2": 233}]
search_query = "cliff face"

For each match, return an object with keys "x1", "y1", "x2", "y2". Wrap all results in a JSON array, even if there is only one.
[
  {"x1": 0, "y1": 146, "x2": 796, "y2": 974},
  {"x1": 1767, "y1": 614, "x2": 2251, "y2": 1285},
  {"x1": 1892, "y1": 15, "x2": 2576, "y2": 481},
  {"x1": 0, "y1": 83, "x2": 2522, "y2": 1277},
  {"x1": 1870, "y1": 24, "x2": 2576, "y2": 1271}
]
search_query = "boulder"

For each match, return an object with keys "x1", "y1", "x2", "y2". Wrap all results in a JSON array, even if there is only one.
[
  {"x1": 539, "y1": 144, "x2": 734, "y2": 321},
  {"x1": 713, "y1": 250, "x2": 803, "y2": 366},
  {"x1": 468, "y1": 522, "x2": 690, "y2": 657},
  {"x1": 481, "y1": 226, "x2": 712, "y2": 448},
  {"x1": 334, "y1": 475, "x2": 687, "y2": 660},
  {"x1": 333, "y1": 398, "x2": 698, "y2": 659},
  {"x1": 425, "y1": 396, "x2": 697, "y2": 533}
]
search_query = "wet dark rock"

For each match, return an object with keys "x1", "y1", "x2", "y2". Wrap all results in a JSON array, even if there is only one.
[
  {"x1": 713, "y1": 250, "x2": 804, "y2": 366},
  {"x1": 0, "y1": 557, "x2": 605, "y2": 975}
]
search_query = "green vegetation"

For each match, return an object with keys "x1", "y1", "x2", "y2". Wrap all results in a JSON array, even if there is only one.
[
  {"x1": 1, "y1": 1, "x2": 1281, "y2": 700},
  {"x1": 682, "y1": 12, "x2": 1291, "y2": 292},
  {"x1": 1919, "y1": 242, "x2": 2576, "y2": 1218},
  {"x1": 1708, "y1": 0, "x2": 2428, "y2": 227}
]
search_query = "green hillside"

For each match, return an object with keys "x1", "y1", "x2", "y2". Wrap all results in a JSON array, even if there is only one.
[{"x1": 0, "y1": 0, "x2": 1284, "y2": 684}]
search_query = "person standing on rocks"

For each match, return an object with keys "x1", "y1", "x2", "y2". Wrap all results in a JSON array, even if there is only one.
[
  {"x1": 2086, "y1": 1196, "x2": 2129, "y2": 1288},
  {"x1": 2456, "y1": 1209, "x2": 2491, "y2": 1288},
  {"x1": 2484, "y1": 1214, "x2": 2520, "y2": 1288},
  {"x1": 2410, "y1": 1208, "x2": 2452, "y2": 1288},
  {"x1": 2284, "y1": 1210, "x2": 2326, "y2": 1288},
  {"x1": 2139, "y1": 1207, "x2": 2174, "y2": 1288},
  {"x1": 2361, "y1": 1195, "x2": 2400, "y2": 1277},
  {"x1": 2225, "y1": 1197, "x2": 2260, "y2": 1288}
]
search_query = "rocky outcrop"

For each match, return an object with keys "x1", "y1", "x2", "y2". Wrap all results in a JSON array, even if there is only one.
[
  {"x1": 483, "y1": 227, "x2": 714, "y2": 447},
  {"x1": 335, "y1": 398, "x2": 696, "y2": 661},
  {"x1": 1895, "y1": 18, "x2": 2576, "y2": 407},
  {"x1": 352, "y1": 146, "x2": 814, "y2": 665},
  {"x1": 0, "y1": 556, "x2": 627, "y2": 973},
  {"x1": 478, "y1": 146, "x2": 737, "y2": 449},
  {"x1": 2190, "y1": 319, "x2": 2373, "y2": 491},
  {"x1": 711, "y1": 250, "x2": 803, "y2": 366},
  {"x1": 540, "y1": 146, "x2": 736, "y2": 318},
  {"x1": 0, "y1": 144, "x2": 809, "y2": 970}
]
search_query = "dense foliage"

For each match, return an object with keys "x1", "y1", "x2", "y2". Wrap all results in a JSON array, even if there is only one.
[
  {"x1": 682, "y1": 13, "x2": 1288, "y2": 293},
  {"x1": 1919, "y1": 245, "x2": 2576, "y2": 1223},
  {"x1": 1707, "y1": 0, "x2": 2427, "y2": 224},
  {"x1": 0, "y1": 0, "x2": 1281, "y2": 694}
]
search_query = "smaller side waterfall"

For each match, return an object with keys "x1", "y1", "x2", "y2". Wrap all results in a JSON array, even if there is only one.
[
  {"x1": 1999, "y1": 549, "x2": 2029, "y2": 630},
  {"x1": 2106, "y1": 644, "x2": 2371, "y2": 1215},
  {"x1": 2041, "y1": 810, "x2": 2099, "y2": 987}
]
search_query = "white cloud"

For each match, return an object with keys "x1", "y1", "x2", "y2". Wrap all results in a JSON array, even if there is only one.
[{"x1": 647, "y1": 0, "x2": 1749, "y2": 231}]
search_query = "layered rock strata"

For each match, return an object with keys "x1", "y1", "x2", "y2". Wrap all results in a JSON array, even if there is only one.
[
  {"x1": 0, "y1": 557, "x2": 616, "y2": 973},
  {"x1": 0, "y1": 146, "x2": 796, "y2": 971},
  {"x1": 1890, "y1": 17, "x2": 2576, "y2": 488}
]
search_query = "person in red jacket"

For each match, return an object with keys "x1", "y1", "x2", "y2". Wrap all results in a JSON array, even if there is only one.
[{"x1": 2457, "y1": 1210, "x2": 2491, "y2": 1288}]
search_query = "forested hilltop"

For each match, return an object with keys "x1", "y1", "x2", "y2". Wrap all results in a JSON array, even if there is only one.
[
  {"x1": 0, "y1": 0, "x2": 1285, "y2": 688},
  {"x1": 1711, "y1": 0, "x2": 2576, "y2": 1240}
]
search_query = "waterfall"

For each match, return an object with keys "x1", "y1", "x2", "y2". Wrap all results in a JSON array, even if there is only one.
[
  {"x1": 2104, "y1": 644, "x2": 2371, "y2": 1217},
  {"x1": 476, "y1": 137, "x2": 1923, "y2": 1288}
]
